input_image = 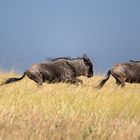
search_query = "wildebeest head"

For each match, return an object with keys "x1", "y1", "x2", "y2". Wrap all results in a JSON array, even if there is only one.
[
  {"x1": 81, "y1": 54, "x2": 93, "y2": 78},
  {"x1": 68, "y1": 54, "x2": 93, "y2": 78}
]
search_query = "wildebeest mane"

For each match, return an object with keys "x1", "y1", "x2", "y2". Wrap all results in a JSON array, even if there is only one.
[
  {"x1": 47, "y1": 56, "x2": 83, "y2": 61},
  {"x1": 129, "y1": 60, "x2": 140, "y2": 63}
]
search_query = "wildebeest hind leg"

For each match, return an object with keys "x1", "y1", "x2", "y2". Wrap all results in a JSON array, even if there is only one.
[
  {"x1": 112, "y1": 72, "x2": 125, "y2": 87},
  {"x1": 116, "y1": 79, "x2": 121, "y2": 86},
  {"x1": 120, "y1": 79, "x2": 125, "y2": 87},
  {"x1": 26, "y1": 72, "x2": 43, "y2": 86}
]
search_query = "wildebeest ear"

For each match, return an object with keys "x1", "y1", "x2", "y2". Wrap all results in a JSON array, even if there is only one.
[{"x1": 83, "y1": 54, "x2": 89, "y2": 65}]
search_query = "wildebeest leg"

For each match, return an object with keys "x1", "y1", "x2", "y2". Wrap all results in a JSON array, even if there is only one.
[
  {"x1": 116, "y1": 79, "x2": 121, "y2": 86},
  {"x1": 119, "y1": 78, "x2": 125, "y2": 87},
  {"x1": 112, "y1": 72, "x2": 125, "y2": 87},
  {"x1": 115, "y1": 77, "x2": 125, "y2": 87},
  {"x1": 26, "y1": 72, "x2": 43, "y2": 86},
  {"x1": 65, "y1": 77, "x2": 83, "y2": 85},
  {"x1": 76, "y1": 79, "x2": 83, "y2": 85},
  {"x1": 37, "y1": 78, "x2": 43, "y2": 86},
  {"x1": 70, "y1": 78, "x2": 83, "y2": 85}
]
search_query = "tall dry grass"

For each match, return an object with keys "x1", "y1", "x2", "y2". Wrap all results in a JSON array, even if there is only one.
[{"x1": 0, "y1": 72, "x2": 140, "y2": 140}]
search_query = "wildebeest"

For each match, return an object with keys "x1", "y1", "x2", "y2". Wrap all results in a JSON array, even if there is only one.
[
  {"x1": 97, "y1": 60, "x2": 140, "y2": 88},
  {"x1": 1, "y1": 54, "x2": 93, "y2": 86}
]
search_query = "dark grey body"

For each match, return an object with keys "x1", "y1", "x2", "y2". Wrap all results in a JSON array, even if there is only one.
[
  {"x1": 1, "y1": 55, "x2": 93, "y2": 86},
  {"x1": 98, "y1": 61, "x2": 140, "y2": 88}
]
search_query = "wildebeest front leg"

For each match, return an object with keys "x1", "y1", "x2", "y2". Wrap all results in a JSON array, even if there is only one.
[
  {"x1": 66, "y1": 78, "x2": 83, "y2": 85},
  {"x1": 63, "y1": 69, "x2": 83, "y2": 85},
  {"x1": 75, "y1": 79, "x2": 83, "y2": 85}
]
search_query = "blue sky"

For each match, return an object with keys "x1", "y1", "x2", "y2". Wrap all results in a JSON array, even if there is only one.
[{"x1": 0, "y1": 0, "x2": 140, "y2": 73}]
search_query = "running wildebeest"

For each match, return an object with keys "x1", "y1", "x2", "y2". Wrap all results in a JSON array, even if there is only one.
[
  {"x1": 97, "y1": 61, "x2": 140, "y2": 88},
  {"x1": 1, "y1": 54, "x2": 93, "y2": 86}
]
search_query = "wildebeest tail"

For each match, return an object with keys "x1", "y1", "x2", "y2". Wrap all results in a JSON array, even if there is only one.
[
  {"x1": 0, "y1": 72, "x2": 26, "y2": 86},
  {"x1": 97, "y1": 70, "x2": 111, "y2": 89}
]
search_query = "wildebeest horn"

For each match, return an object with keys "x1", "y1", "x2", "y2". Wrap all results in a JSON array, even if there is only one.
[{"x1": 83, "y1": 54, "x2": 88, "y2": 59}]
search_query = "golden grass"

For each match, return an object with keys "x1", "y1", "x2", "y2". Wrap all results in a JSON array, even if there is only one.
[{"x1": 0, "y1": 72, "x2": 140, "y2": 140}]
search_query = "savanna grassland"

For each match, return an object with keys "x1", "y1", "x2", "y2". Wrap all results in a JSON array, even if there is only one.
[{"x1": 0, "y1": 72, "x2": 140, "y2": 140}]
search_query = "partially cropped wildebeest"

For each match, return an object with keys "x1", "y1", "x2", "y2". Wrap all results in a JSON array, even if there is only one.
[
  {"x1": 1, "y1": 54, "x2": 93, "y2": 86},
  {"x1": 98, "y1": 60, "x2": 140, "y2": 88}
]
